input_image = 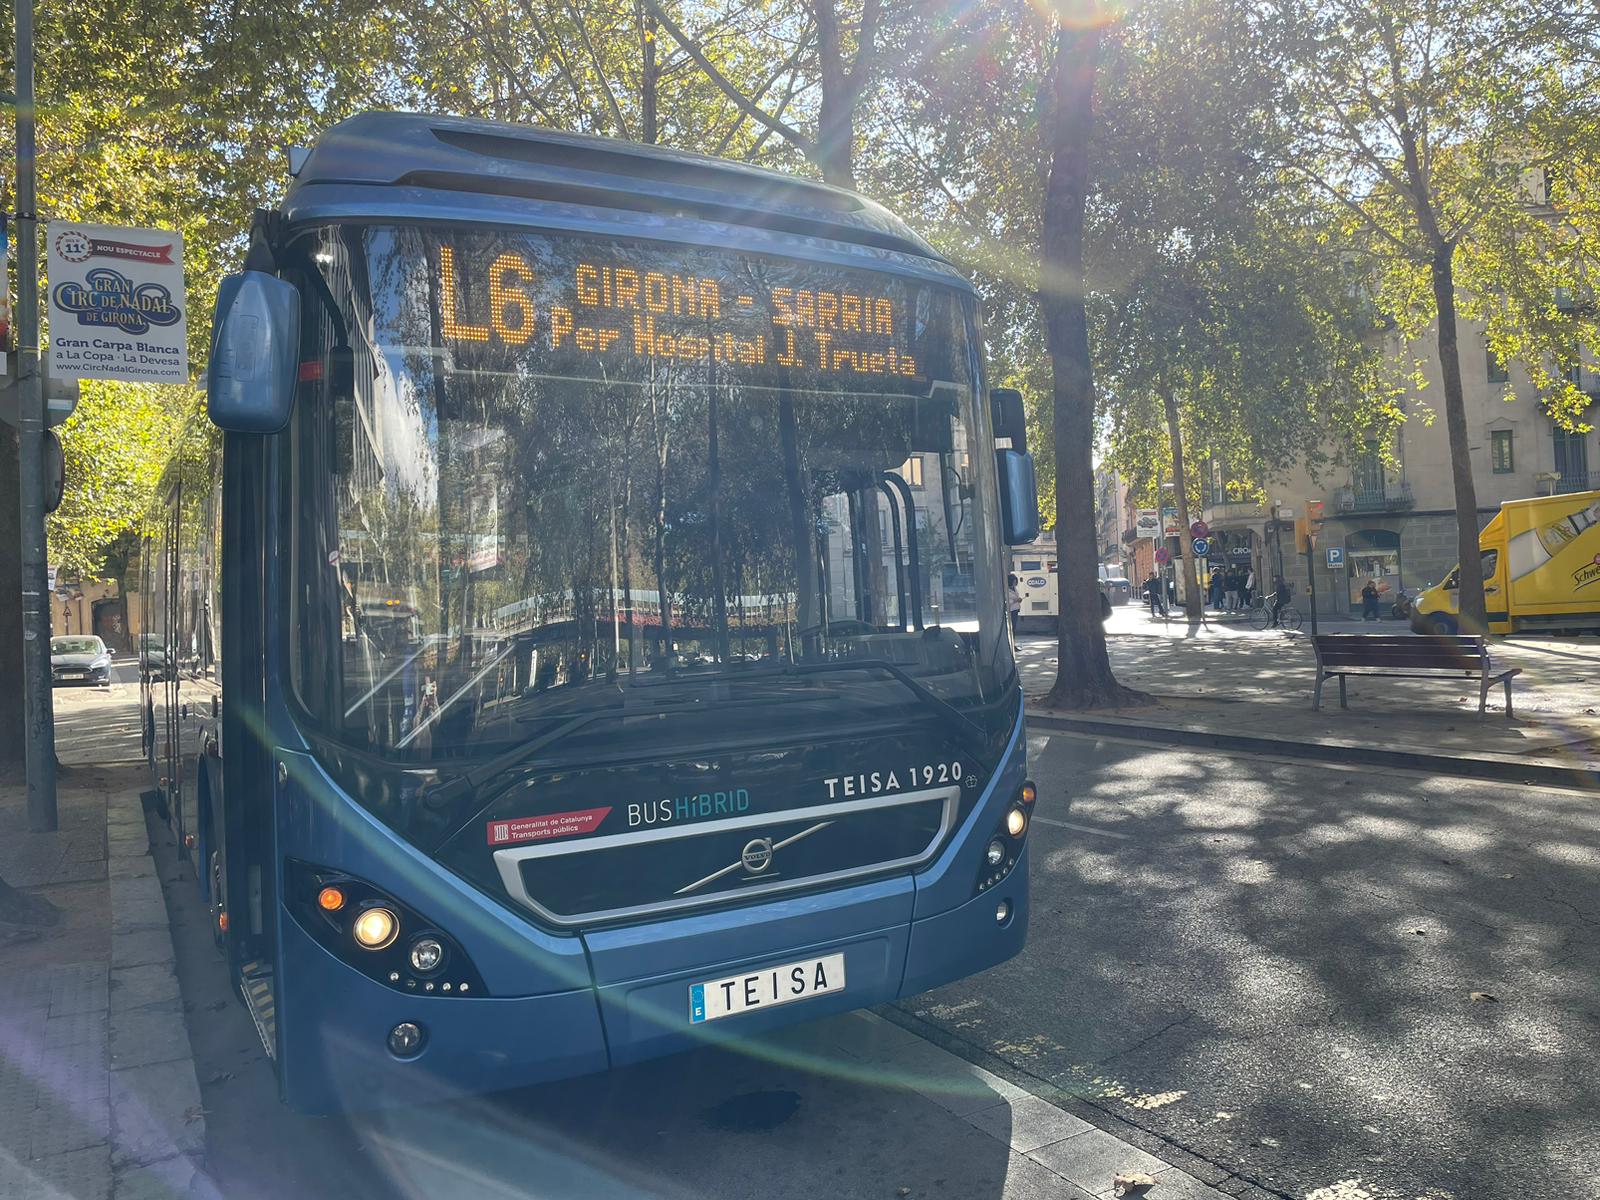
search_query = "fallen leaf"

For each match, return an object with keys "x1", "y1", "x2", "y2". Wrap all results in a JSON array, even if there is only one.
[
  {"x1": 1412, "y1": 929, "x2": 1427, "y2": 936},
  {"x1": 1470, "y1": 991, "x2": 1499, "y2": 1003},
  {"x1": 1113, "y1": 1173, "x2": 1158, "y2": 1196},
  {"x1": 896, "y1": 1189, "x2": 911, "y2": 1197},
  {"x1": 182, "y1": 1105, "x2": 209, "y2": 1124},
  {"x1": 1501, "y1": 873, "x2": 1516, "y2": 880},
  {"x1": 205, "y1": 1071, "x2": 234, "y2": 1086}
]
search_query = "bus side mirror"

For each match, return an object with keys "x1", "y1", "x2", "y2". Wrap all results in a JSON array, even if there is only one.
[
  {"x1": 207, "y1": 271, "x2": 300, "y2": 434},
  {"x1": 996, "y1": 448, "x2": 1041, "y2": 545},
  {"x1": 990, "y1": 388, "x2": 1028, "y2": 454}
]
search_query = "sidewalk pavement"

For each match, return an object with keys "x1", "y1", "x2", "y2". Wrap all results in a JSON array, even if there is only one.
[
  {"x1": 1, "y1": 739, "x2": 206, "y2": 1198},
  {"x1": 1019, "y1": 620, "x2": 1600, "y2": 784}
]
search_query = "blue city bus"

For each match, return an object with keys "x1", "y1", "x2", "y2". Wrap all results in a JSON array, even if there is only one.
[{"x1": 142, "y1": 112, "x2": 1041, "y2": 1114}]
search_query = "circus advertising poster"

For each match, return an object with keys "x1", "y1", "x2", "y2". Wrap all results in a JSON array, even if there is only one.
[{"x1": 47, "y1": 223, "x2": 188, "y2": 384}]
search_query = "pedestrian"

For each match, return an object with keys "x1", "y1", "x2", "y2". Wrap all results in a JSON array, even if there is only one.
[
  {"x1": 1270, "y1": 576, "x2": 1291, "y2": 628},
  {"x1": 1243, "y1": 568, "x2": 1256, "y2": 611},
  {"x1": 1361, "y1": 578, "x2": 1380, "y2": 622},
  {"x1": 1209, "y1": 569, "x2": 1224, "y2": 610},
  {"x1": 1144, "y1": 572, "x2": 1162, "y2": 617},
  {"x1": 1225, "y1": 569, "x2": 1242, "y2": 612},
  {"x1": 1006, "y1": 573, "x2": 1022, "y2": 638}
]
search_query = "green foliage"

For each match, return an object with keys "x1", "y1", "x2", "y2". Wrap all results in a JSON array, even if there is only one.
[{"x1": 45, "y1": 383, "x2": 196, "y2": 580}]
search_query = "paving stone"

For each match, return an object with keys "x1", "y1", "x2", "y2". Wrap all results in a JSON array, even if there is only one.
[
  {"x1": 45, "y1": 1011, "x2": 106, "y2": 1051},
  {"x1": 112, "y1": 1155, "x2": 209, "y2": 1200},
  {"x1": 107, "y1": 883, "x2": 164, "y2": 928},
  {"x1": 110, "y1": 931, "x2": 174, "y2": 972},
  {"x1": 1028, "y1": 1127, "x2": 1172, "y2": 1195},
  {"x1": 108, "y1": 967, "x2": 181, "y2": 1016},
  {"x1": 0, "y1": 1142, "x2": 112, "y2": 1200},
  {"x1": 1119, "y1": 1168, "x2": 1232, "y2": 1200},
  {"x1": 888, "y1": 1044, "x2": 1031, "y2": 1117},
  {"x1": 28, "y1": 1092, "x2": 111, "y2": 1159},
  {"x1": 50, "y1": 859, "x2": 109, "y2": 886},
  {"x1": 106, "y1": 856, "x2": 156, "y2": 882},
  {"x1": 0, "y1": 1067, "x2": 40, "y2": 1154},
  {"x1": 967, "y1": 1094, "x2": 1095, "y2": 1154},
  {"x1": 0, "y1": 970, "x2": 53, "y2": 1011},
  {"x1": 50, "y1": 967, "x2": 109, "y2": 1018},
  {"x1": 43, "y1": 1033, "x2": 111, "y2": 1103},
  {"x1": 107, "y1": 1061, "x2": 205, "y2": 1170},
  {"x1": 109, "y1": 1011, "x2": 191, "y2": 1072}
]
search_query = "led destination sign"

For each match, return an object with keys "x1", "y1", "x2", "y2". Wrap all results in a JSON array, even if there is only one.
[{"x1": 432, "y1": 234, "x2": 940, "y2": 388}]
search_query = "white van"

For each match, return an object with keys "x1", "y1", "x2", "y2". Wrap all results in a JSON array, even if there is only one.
[{"x1": 1010, "y1": 547, "x2": 1111, "y2": 631}]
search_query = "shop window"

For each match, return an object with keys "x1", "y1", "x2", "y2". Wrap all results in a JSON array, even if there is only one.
[{"x1": 1345, "y1": 528, "x2": 1401, "y2": 610}]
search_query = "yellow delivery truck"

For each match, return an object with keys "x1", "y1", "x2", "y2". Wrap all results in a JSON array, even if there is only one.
[{"x1": 1411, "y1": 489, "x2": 1600, "y2": 635}]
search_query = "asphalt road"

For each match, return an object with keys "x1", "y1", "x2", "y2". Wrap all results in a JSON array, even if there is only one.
[{"x1": 900, "y1": 730, "x2": 1600, "y2": 1200}]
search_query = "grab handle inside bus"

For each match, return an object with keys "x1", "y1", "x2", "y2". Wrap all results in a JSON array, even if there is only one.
[{"x1": 207, "y1": 270, "x2": 301, "y2": 434}]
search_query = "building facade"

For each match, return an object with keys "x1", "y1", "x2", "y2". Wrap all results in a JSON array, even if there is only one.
[{"x1": 1199, "y1": 314, "x2": 1597, "y2": 617}]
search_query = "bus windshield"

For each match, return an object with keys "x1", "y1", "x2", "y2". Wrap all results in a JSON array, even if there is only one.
[{"x1": 290, "y1": 224, "x2": 1011, "y2": 761}]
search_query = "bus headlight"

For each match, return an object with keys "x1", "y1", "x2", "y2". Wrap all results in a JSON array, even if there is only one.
[
  {"x1": 353, "y1": 907, "x2": 399, "y2": 950},
  {"x1": 1005, "y1": 805, "x2": 1028, "y2": 838},
  {"x1": 985, "y1": 839, "x2": 1006, "y2": 867},
  {"x1": 287, "y1": 861, "x2": 488, "y2": 998},
  {"x1": 409, "y1": 937, "x2": 445, "y2": 974}
]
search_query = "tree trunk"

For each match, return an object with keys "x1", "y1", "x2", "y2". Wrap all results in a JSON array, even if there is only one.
[
  {"x1": 1162, "y1": 389, "x2": 1202, "y2": 622},
  {"x1": 637, "y1": 0, "x2": 658, "y2": 144},
  {"x1": 813, "y1": 2, "x2": 856, "y2": 189},
  {"x1": 1040, "y1": 25, "x2": 1144, "y2": 709},
  {"x1": 1430, "y1": 241, "x2": 1488, "y2": 634}
]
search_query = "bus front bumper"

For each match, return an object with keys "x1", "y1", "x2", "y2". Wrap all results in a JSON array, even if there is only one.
[{"x1": 275, "y1": 847, "x2": 1028, "y2": 1114}]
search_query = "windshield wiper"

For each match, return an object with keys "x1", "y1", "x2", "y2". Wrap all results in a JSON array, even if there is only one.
[
  {"x1": 771, "y1": 658, "x2": 990, "y2": 758},
  {"x1": 421, "y1": 658, "x2": 990, "y2": 814}
]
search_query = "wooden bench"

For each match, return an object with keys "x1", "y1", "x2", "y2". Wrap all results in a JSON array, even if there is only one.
[{"x1": 1311, "y1": 634, "x2": 1522, "y2": 717}]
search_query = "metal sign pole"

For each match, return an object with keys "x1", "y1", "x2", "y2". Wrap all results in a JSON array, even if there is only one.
[
  {"x1": 1305, "y1": 537, "x2": 1319, "y2": 637},
  {"x1": 15, "y1": 0, "x2": 58, "y2": 831}
]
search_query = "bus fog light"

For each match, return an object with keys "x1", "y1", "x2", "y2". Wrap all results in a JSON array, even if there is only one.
[
  {"x1": 1005, "y1": 805, "x2": 1028, "y2": 838},
  {"x1": 388, "y1": 1022, "x2": 425, "y2": 1058},
  {"x1": 353, "y1": 907, "x2": 399, "y2": 950},
  {"x1": 1020, "y1": 781, "x2": 1037, "y2": 805},
  {"x1": 985, "y1": 839, "x2": 1005, "y2": 867},
  {"x1": 409, "y1": 937, "x2": 444, "y2": 974},
  {"x1": 995, "y1": 900, "x2": 1012, "y2": 924}
]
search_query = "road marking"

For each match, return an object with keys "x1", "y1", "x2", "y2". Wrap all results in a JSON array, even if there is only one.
[{"x1": 1032, "y1": 815, "x2": 1134, "y2": 839}]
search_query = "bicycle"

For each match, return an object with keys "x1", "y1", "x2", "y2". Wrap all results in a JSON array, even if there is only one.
[{"x1": 1247, "y1": 597, "x2": 1303, "y2": 632}]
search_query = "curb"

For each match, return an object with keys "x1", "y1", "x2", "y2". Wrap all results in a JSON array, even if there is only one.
[
  {"x1": 877, "y1": 1005, "x2": 1287, "y2": 1199},
  {"x1": 1026, "y1": 708, "x2": 1600, "y2": 791},
  {"x1": 107, "y1": 791, "x2": 208, "y2": 1198}
]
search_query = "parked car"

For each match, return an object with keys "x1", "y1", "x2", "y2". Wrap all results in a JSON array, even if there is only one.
[{"x1": 51, "y1": 635, "x2": 113, "y2": 687}]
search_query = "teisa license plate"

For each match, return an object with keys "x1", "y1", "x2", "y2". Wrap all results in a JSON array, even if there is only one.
[{"x1": 690, "y1": 953, "x2": 846, "y2": 1024}]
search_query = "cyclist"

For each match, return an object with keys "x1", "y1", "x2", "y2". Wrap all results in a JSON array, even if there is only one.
[{"x1": 1270, "y1": 576, "x2": 1292, "y2": 628}]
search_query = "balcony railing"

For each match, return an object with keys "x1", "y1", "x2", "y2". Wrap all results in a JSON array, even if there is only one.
[
  {"x1": 1334, "y1": 482, "x2": 1415, "y2": 513},
  {"x1": 1554, "y1": 470, "x2": 1599, "y2": 495}
]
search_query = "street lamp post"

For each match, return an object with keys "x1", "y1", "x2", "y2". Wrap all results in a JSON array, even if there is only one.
[{"x1": 14, "y1": 0, "x2": 58, "y2": 830}]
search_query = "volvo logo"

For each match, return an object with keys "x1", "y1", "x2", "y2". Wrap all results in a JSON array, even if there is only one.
[{"x1": 741, "y1": 838, "x2": 775, "y2": 874}]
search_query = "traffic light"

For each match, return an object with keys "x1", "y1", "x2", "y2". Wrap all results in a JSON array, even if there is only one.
[{"x1": 1295, "y1": 499, "x2": 1325, "y2": 552}]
